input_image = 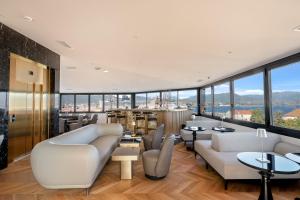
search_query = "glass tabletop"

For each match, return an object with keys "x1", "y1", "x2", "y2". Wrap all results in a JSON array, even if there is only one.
[
  {"x1": 285, "y1": 153, "x2": 300, "y2": 164},
  {"x1": 237, "y1": 152, "x2": 300, "y2": 174},
  {"x1": 212, "y1": 127, "x2": 235, "y2": 132},
  {"x1": 184, "y1": 126, "x2": 206, "y2": 131}
]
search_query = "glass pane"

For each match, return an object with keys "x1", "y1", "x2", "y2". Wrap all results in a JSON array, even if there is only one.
[
  {"x1": 118, "y1": 94, "x2": 132, "y2": 109},
  {"x1": 147, "y1": 92, "x2": 160, "y2": 109},
  {"x1": 104, "y1": 94, "x2": 117, "y2": 111},
  {"x1": 178, "y1": 90, "x2": 197, "y2": 113},
  {"x1": 162, "y1": 91, "x2": 177, "y2": 109},
  {"x1": 61, "y1": 95, "x2": 74, "y2": 112},
  {"x1": 234, "y1": 73, "x2": 265, "y2": 123},
  {"x1": 135, "y1": 93, "x2": 147, "y2": 108},
  {"x1": 271, "y1": 62, "x2": 300, "y2": 130},
  {"x1": 76, "y1": 95, "x2": 89, "y2": 112},
  {"x1": 214, "y1": 82, "x2": 231, "y2": 118},
  {"x1": 90, "y1": 95, "x2": 103, "y2": 112},
  {"x1": 204, "y1": 87, "x2": 212, "y2": 115}
]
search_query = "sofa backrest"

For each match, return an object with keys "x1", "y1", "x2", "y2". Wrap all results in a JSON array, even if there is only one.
[
  {"x1": 96, "y1": 123, "x2": 123, "y2": 137},
  {"x1": 186, "y1": 120, "x2": 220, "y2": 129},
  {"x1": 50, "y1": 124, "x2": 99, "y2": 145},
  {"x1": 211, "y1": 132, "x2": 281, "y2": 152}
]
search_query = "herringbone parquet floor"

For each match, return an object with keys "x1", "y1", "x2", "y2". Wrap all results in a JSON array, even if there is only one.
[{"x1": 0, "y1": 143, "x2": 299, "y2": 200}]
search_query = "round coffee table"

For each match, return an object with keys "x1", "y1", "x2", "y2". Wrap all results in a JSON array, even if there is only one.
[
  {"x1": 237, "y1": 152, "x2": 300, "y2": 200},
  {"x1": 183, "y1": 126, "x2": 206, "y2": 151}
]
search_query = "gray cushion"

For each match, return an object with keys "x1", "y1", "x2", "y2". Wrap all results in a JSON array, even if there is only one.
[{"x1": 274, "y1": 142, "x2": 300, "y2": 155}]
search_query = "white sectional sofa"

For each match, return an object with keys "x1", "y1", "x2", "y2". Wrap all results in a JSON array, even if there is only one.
[
  {"x1": 195, "y1": 130, "x2": 300, "y2": 188},
  {"x1": 31, "y1": 123, "x2": 123, "y2": 190}
]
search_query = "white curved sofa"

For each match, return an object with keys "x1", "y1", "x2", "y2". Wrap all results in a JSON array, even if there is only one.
[{"x1": 31, "y1": 123, "x2": 123, "y2": 189}]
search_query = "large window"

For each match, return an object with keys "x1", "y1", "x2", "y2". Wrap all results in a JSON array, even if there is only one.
[
  {"x1": 162, "y1": 91, "x2": 178, "y2": 109},
  {"x1": 271, "y1": 62, "x2": 300, "y2": 130},
  {"x1": 61, "y1": 95, "x2": 74, "y2": 112},
  {"x1": 104, "y1": 94, "x2": 117, "y2": 111},
  {"x1": 90, "y1": 95, "x2": 103, "y2": 112},
  {"x1": 214, "y1": 82, "x2": 231, "y2": 118},
  {"x1": 204, "y1": 87, "x2": 212, "y2": 115},
  {"x1": 147, "y1": 92, "x2": 160, "y2": 109},
  {"x1": 178, "y1": 90, "x2": 197, "y2": 113},
  {"x1": 118, "y1": 94, "x2": 132, "y2": 109},
  {"x1": 135, "y1": 93, "x2": 147, "y2": 108},
  {"x1": 75, "y1": 95, "x2": 89, "y2": 112},
  {"x1": 234, "y1": 73, "x2": 264, "y2": 123}
]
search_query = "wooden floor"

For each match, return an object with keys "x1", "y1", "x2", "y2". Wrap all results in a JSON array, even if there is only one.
[{"x1": 0, "y1": 142, "x2": 299, "y2": 200}]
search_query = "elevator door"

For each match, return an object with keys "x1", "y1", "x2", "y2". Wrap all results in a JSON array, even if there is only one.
[{"x1": 8, "y1": 53, "x2": 50, "y2": 163}]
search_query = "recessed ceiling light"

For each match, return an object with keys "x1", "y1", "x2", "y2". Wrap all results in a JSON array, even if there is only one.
[
  {"x1": 293, "y1": 25, "x2": 300, "y2": 32},
  {"x1": 207, "y1": 76, "x2": 210, "y2": 80},
  {"x1": 95, "y1": 66, "x2": 102, "y2": 70},
  {"x1": 66, "y1": 66, "x2": 77, "y2": 70},
  {"x1": 103, "y1": 70, "x2": 109, "y2": 73},
  {"x1": 228, "y1": 51, "x2": 232, "y2": 54},
  {"x1": 23, "y1": 16, "x2": 33, "y2": 22}
]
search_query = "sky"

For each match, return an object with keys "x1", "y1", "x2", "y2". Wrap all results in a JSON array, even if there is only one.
[{"x1": 212, "y1": 61, "x2": 300, "y2": 95}]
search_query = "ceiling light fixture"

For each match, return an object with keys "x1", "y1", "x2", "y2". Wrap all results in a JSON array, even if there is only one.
[
  {"x1": 293, "y1": 25, "x2": 300, "y2": 32},
  {"x1": 103, "y1": 70, "x2": 109, "y2": 73},
  {"x1": 57, "y1": 40, "x2": 72, "y2": 49},
  {"x1": 23, "y1": 16, "x2": 33, "y2": 22},
  {"x1": 95, "y1": 66, "x2": 102, "y2": 70}
]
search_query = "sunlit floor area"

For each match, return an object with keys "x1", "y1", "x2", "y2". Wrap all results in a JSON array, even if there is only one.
[{"x1": 0, "y1": 143, "x2": 299, "y2": 200}]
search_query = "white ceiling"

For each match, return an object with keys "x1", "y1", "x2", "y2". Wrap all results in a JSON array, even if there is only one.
[{"x1": 0, "y1": 0, "x2": 300, "y2": 93}]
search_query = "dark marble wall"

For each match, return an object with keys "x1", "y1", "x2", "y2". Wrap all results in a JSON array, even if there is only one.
[{"x1": 0, "y1": 23, "x2": 60, "y2": 169}]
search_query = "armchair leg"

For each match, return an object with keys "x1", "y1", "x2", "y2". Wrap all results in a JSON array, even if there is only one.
[
  {"x1": 86, "y1": 188, "x2": 90, "y2": 196},
  {"x1": 224, "y1": 180, "x2": 228, "y2": 190}
]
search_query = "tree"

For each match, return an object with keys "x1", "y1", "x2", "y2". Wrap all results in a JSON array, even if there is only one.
[
  {"x1": 273, "y1": 112, "x2": 285, "y2": 127},
  {"x1": 250, "y1": 109, "x2": 264, "y2": 124}
]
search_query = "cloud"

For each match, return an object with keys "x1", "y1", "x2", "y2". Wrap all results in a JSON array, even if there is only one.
[{"x1": 235, "y1": 89, "x2": 264, "y2": 96}]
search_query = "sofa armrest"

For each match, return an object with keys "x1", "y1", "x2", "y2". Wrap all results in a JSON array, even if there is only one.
[{"x1": 31, "y1": 141, "x2": 100, "y2": 189}]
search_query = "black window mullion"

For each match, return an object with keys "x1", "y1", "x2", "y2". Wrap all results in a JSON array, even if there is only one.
[
  {"x1": 264, "y1": 68, "x2": 271, "y2": 127},
  {"x1": 230, "y1": 80, "x2": 234, "y2": 120}
]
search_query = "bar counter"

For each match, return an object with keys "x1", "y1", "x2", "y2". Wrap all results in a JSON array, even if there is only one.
[{"x1": 110, "y1": 109, "x2": 193, "y2": 134}]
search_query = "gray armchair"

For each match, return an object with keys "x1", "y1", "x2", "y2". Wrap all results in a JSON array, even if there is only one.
[
  {"x1": 143, "y1": 124, "x2": 164, "y2": 151},
  {"x1": 88, "y1": 114, "x2": 98, "y2": 124},
  {"x1": 142, "y1": 134, "x2": 175, "y2": 180}
]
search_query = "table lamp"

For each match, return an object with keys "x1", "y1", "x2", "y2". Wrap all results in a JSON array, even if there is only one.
[
  {"x1": 256, "y1": 128, "x2": 270, "y2": 163},
  {"x1": 191, "y1": 114, "x2": 196, "y2": 121},
  {"x1": 132, "y1": 121, "x2": 136, "y2": 136}
]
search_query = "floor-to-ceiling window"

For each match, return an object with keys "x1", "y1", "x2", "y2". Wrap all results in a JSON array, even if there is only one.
[
  {"x1": 118, "y1": 94, "x2": 132, "y2": 109},
  {"x1": 178, "y1": 89, "x2": 197, "y2": 113},
  {"x1": 90, "y1": 95, "x2": 103, "y2": 112},
  {"x1": 135, "y1": 93, "x2": 147, "y2": 108},
  {"x1": 104, "y1": 94, "x2": 117, "y2": 111},
  {"x1": 213, "y1": 82, "x2": 231, "y2": 118},
  {"x1": 61, "y1": 94, "x2": 75, "y2": 112},
  {"x1": 162, "y1": 91, "x2": 177, "y2": 109},
  {"x1": 75, "y1": 95, "x2": 89, "y2": 112},
  {"x1": 147, "y1": 92, "x2": 160, "y2": 109},
  {"x1": 233, "y1": 73, "x2": 265, "y2": 123},
  {"x1": 270, "y1": 61, "x2": 300, "y2": 130}
]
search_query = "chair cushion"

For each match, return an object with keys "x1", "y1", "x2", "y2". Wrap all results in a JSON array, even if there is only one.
[
  {"x1": 274, "y1": 142, "x2": 300, "y2": 155},
  {"x1": 142, "y1": 150, "x2": 160, "y2": 176}
]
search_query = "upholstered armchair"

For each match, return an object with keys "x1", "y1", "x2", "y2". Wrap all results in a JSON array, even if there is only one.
[
  {"x1": 143, "y1": 124, "x2": 164, "y2": 151},
  {"x1": 142, "y1": 134, "x2": 175, "y2": 180}
]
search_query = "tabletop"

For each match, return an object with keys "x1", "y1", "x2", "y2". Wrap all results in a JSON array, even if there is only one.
[{"x1": 237, "y1": 152, "x2": 300, "y2": 174}]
